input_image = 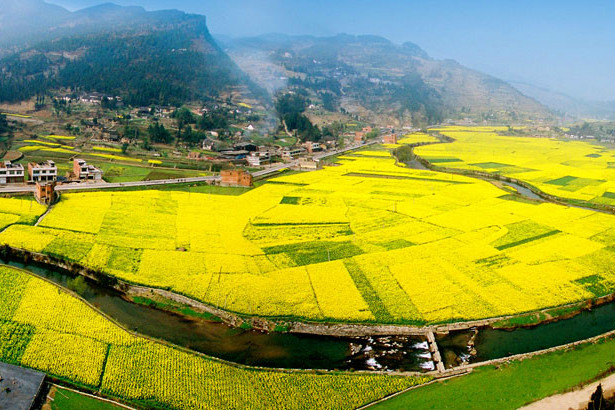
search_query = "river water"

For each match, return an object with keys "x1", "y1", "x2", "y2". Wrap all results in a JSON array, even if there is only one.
[
  {"x1": 7, "y1": 256, "x2": 615, "y2": 372},
  {"x1": 3, "y1": 259, "x2": 433, "y2": 372},
  {"x1": 438, "y1": 302, "x2": 615, "y2": 368}
]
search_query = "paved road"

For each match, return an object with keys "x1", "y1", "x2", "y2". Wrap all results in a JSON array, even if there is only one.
[
  {"x1": 0, "y1": 140, "x2": 378, "y2": 194},
  {"x1": 0, "y1": 177, "x2": 221, "y2": 194}
]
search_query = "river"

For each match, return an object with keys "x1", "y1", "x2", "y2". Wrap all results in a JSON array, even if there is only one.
[{"x1": 3, "y1": 259, "x2": 434, "y2": 372}]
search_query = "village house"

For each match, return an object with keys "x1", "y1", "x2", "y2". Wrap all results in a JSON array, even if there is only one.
[
  {"x1": 73, "y1": 159, "x2": 103, "y2": 182},
  {"x1": 35, "y1": 181, "x2": 56, "y2": 205},
  {"x1": 354, "y1": 132, "x2": 365, "y2": 143},
  {"x1": 220, "y1": 150, "x2": 250, "y2": 160},
  {"x1": 202, "y1": 138, "x2": 217, "y2": 151},
  {"x1": 233, "y1": 142, "x2": 258, "y2": 152},
  {"x1": 136, "y1": 107, "x2": 152, "y2": 117},
  {"x1": 79, "y1": 92, "x2": 117, "y2": 105},
  {"x1": 383, "y1": 134, "x2": 398, "y2": 144},
  {"x1": 220, "y1": 169, "x2": 253, "y2": 187},
  {"x1": 28, "y1": 161, "x2": 57, "y2": 182},
  {"x1": 246, "y1": 151, "x2": 272, "y2": 167},
  {"x1": 0, "y1": 161, "x2": 25, "y2": 184},
  {"x1": 298, "y1": 158, "x2": 322, "y2": 170},
  {"x1": 281, "y1": 147, "x2": 307, "y2": 161},
  {"x1": 302, "y1": 141, "x2": 323, "y2": 154}
]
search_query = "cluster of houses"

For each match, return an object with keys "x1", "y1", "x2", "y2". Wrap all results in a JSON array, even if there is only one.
[
  {"x1": 0, "y1": 159, "x2": 103, "y2": 185},
  {"x1": 59, "y1": 93, "x2": 121, "y2": 105},
  {"x1": 189, "y1": 139, "x2": 339, "y2": 167}
]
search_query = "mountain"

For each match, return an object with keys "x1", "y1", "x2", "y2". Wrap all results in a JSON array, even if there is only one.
[
  {"x1": 0, "y1": 0, "x2": 70, "y2": 49},
  {"x1": 0, "y1": 1, "x2": 264, "y2": 107},
  {"x1": 220, "y1": 34, "x2": 553, "y2": 125},
  {"x1": 510, "y1": 81, "x2": 615, "y2": 121}
]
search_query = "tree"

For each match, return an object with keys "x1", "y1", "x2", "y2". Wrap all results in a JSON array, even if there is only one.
[
  {"x1": 197, "y1": 109, "x2": 228, "y2": 131},
  {"x1": 123, "y1": 125, "x2": 140, "y2": 140},
  {"x1": 275, "y1": 92, "x2": 322, "y2": 142},
  {"x1": 148, "y1": 123, "x2": 172, "y2": 144},
  {"x1": 0, "y1": 114, "x2": 11, "y2": 136},
  {"x1": 173, "y1": 107, "x2": 196, "y2": 129},
  {"x1": 101, "y1": 96, "x2": 117, "y2": 110}
]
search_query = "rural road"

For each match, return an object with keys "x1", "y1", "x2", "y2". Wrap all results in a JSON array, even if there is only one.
[
  {"x1": 520, "y1": 373, "x2": 615, "y2": 410},
  {"x1": 0, "y1": 140, "x2": 377, "y2": 194}
]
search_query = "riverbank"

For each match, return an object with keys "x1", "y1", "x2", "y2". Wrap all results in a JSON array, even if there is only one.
[
  {"x1": 368, "y1": 332, "x2": 615, "y2": 409},
  {"x1": 4, "y1": 244, "x2": 612, "y2": 339}
]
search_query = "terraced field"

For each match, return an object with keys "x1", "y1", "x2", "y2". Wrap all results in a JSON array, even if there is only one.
[
  {"x1": 2, "y1": 135, "x2": 615, "y2": 325},
  {"x1": 416, "y1": 126, "x2": 615, "y2": 206},
  {"x1": 0, "y1": 265, "x2": 426, "y2": 409}
]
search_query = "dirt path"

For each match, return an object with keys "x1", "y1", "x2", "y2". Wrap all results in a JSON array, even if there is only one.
[{"x1": 521, "y1": 373, "x2": 615, "y2": 410}]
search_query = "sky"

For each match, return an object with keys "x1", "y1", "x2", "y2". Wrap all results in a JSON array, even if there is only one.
[{"x1": 50, "y1": 0, "x2": 615, "y2": 101}]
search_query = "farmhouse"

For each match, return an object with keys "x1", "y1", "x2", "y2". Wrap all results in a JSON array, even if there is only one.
[
  {"x1": 298, "y1": 158, "x2": 322, "y2": 170},
  {"x1": 0, "y1": 161, "x2": 25, "y2": 184},
  {"x1": 220, "y1": 150, "x2": 249, "y2": 160},
  {"x1": 35, "y1": 181, "x2": 56, "y2": 205},
  {"x1": 302, "y1": 141, "x2": 323, "y2": 154},
  {"x1": 28, "y1": 161, "x2": 57, "y2": 182},
  {"x1": 383, "y1": 134, "x2": 398, "y2": 144},
  {"x1": 281, "y1": 147, "x2": 306, "y2": 160},
  {"x1": 354, "y1": 132, "x2": 365, "y2": 143},
  {"x1": 73, "y1": 159, "x2": 103, "y2": 181},
  {"x1": 221, "y1": 169, "x2": 253, "y2": 187},
  {"x1": 246, "y1": 151, "x2": 272, "y2": 167},
  {"x1": 233, "y1": 142, "x2": 258, "y2": 152},
  {"x1": 201, "y1": 138, "x2": 217, "y2": 151}
]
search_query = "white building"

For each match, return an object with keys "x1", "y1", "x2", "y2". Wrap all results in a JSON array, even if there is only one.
[
  {"x1": 0, "y1": 161, "x2": 25, "y2": 184},
  {"x1": 246, "y1": 151, "x2": 272, "y2": 167},
  {"x1": 281, "y1": 147, "x2": 307, "y2": 161}
]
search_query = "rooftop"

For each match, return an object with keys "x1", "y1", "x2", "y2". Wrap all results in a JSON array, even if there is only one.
[
  {"x1": 0, "y1": 362, "x2": 46, "y2": 410},
  {"x1": 30, "y1": 161, "x2": 56, "y2": 168},
  {"x1": 1, "y1": 161, "x2": 24, "y2": 170}
]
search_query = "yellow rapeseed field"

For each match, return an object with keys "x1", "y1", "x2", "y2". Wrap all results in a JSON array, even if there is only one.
[
  {"x1": 2, "y1": 131, "x2": 615, "y2": 325},
  {"x1": 0, "y1": 266, "x2": 429, "y2": 409},
  {"x1": 417, "y1": 126, "x2": 615, "y2": 206}
]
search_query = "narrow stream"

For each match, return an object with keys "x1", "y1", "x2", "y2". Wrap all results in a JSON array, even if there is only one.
[
  {"x1": 498, "y1": 180, "x2": 543, "y2": 201},
  {"x1": 3, "y1": 259, "x2": 433, "y2": 372},
  {"x1": 438, "y1": 302, "x2": 615, "y2": 368}
]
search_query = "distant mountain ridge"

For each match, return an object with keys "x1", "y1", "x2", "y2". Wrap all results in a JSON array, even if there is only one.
[
  {"x1": 0, "y1": 1, "x2": 551, "y2": 124},
  {"x1": 221, "y1": 33, "x2": 553, "y2": 125},
  {"x1": 0, "y1": 0, "x2": 265, "y2": 106},
  {"x1": 510, "y1": 81, "x2": 615, "y2": 121}
]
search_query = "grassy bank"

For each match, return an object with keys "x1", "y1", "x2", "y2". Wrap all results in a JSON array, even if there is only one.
[{"x1": 373, "y1": 336, "x2": 615, "y2": 409}]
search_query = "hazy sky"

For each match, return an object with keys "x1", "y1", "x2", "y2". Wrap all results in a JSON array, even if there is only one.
[{"x1": 50, "y1": 0, "x2": 615, "y2": 101}]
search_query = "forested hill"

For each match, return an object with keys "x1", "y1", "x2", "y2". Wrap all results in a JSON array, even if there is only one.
[
  {"x1": 222, "y1": 34, "x2": 554, "y2": 125},
  {"x1": 0, "y1": 1, "x2": 265, "y2": 107}
]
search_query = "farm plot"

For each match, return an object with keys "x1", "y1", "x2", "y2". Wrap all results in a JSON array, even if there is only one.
[
  {"x1": 0, "y1": 197, "x2": 46, "y2": 229},
  {"x1": 2, "y1": 146, "x2": 615, "y2": 325},
  {"x1": 416, "y1": 127, "x2": 615, "y2": 205},
  {"x1": 0, "y1": 266, "x2": 427, "y2": 410}
]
